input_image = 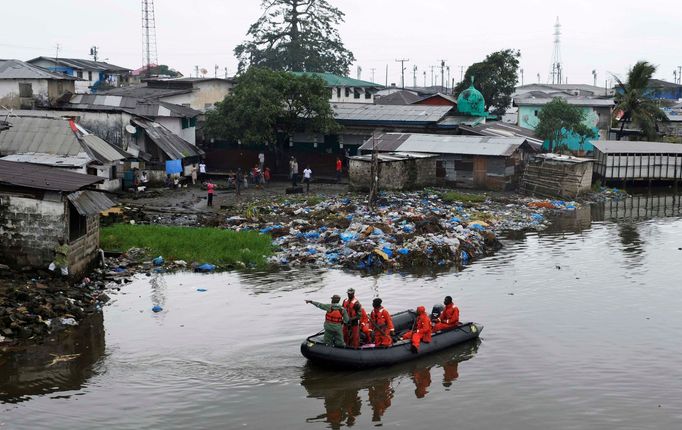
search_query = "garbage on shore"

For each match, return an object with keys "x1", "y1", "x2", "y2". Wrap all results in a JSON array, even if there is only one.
[{"x1": 222, "y1": 191, "x2": 582, "y2": 272}]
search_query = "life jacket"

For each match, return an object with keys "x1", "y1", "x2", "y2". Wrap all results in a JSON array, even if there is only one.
[
  {"x1": 440, "y1": 303, "x2": 459, "y2": 324},
  {"x1": 325, "y1": 307, "x2": 344, "y2": 324},
  {"x1": 343, "y1": 297, "x2": 359, "y2": 319},
  {"x1": 371, "y1": 307, "x2": 389, "y2": 328}
]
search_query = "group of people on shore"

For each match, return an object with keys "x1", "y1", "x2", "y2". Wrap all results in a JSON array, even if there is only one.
[{"x1": 306, "y1": 290, "x2": 460, "y2": 352}]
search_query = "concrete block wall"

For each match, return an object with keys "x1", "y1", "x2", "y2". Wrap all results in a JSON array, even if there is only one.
[
  {"x1": 68, "y1": 214, "x2": 100, "y2": 274},
  {"x1": 0, "y1": 193, "x2": 66, "y2": 268}
]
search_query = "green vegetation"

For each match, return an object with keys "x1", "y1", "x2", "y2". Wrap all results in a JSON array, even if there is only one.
[
  {"x1": 441, "y1": 191, "x2": 487, "y2": 203},
  {"x1": 100, "y1": 224, "x2": 273, "y2": 268},
  {"x1": 534, "y1": 98, "x2": 597, "y2": 153}
]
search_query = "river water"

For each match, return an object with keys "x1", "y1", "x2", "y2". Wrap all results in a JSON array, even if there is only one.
[{"x1": 2, "y1": 195, "x2": 682, "y2": 429}]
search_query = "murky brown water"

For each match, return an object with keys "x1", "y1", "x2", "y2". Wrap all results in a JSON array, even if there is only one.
[{"x1": 2, "y1": 195, "x2": 682, "y2": 429}]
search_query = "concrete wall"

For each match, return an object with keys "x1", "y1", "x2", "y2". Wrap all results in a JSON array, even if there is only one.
[
  {"x1": 156, "y1": 117, "x2": 196, "y2": 145},
  {"x1": 0, "y1": 79, "x2": 49, "y2": 108},
  {"x1": 68, "y1": 213, "x2": 99, "y2": 275},
  {"x1": 160, "y1": 81, "x2": 233, "y2": 111},
  {"x1": 0, "y1": 191, "x2": 66, "y2": 269},
  {"x1": 349, "y1": 157, "x2": 436, "y2": 190}
]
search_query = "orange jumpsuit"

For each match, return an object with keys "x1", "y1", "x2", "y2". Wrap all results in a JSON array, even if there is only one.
[
  {"x1": 402, "y1": 306, "x2": 432, "y2": 350},
  {"x1": 433, "y1": 302, "x2": 459, "y2": 332},
  {"x1": 359, "y1": 308, "x2": 371, "y2": 342},
  {"x1": 370, "y1": 307, "x2": 394, "y2": 347},
  {"x1": 342, "y1": 297, "x2": 364, "y2": 348}
]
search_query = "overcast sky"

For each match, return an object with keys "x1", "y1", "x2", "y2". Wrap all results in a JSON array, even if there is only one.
[{"x1": 2, "y1": 0, "x2": 680, "y2": 88}]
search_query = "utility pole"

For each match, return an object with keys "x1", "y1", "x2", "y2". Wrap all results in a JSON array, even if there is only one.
[
  {"x1": 423, "y1": 71, "x2": 426, "y2": 87},
  {"x1": 430, "y1": 65, "x2": 436, "y2": 87},
  {"x1": 214, "y1": 64, "x2": 219, "y2": 78},
  {"x1": 592, "y1": 69, "x2": 597, "y2": 87},
  {"x1": 55, "y1": 43, "x2": 60, "y2": 65},
  {"x1": 413, "y1": 65, "x2": 418, "y2": 88},
  {"x1": 439, "y1": 60, "x2": 446, "y2": 92},
  {"x1": 520, "y1": 68, "x2": 524, "y2": 86},
  {"x1": 370, "y1": 68, "x2": 376, "y2": 83},
  {"x1": 459, "y1": 66, "x2": 464, "y2": 83},
  {"x1": 385, "y1": 64, "x2": 388, "y2": 87},
  {"x1": 194, "y1": 65, "x2": 199, "y2": 78},
  {"x1": 395, "y1": 58, "x2": 409, "y2": 89},
  {"x1": 537, "y1": 73, "x2": 541, "y2": 83},
  {"x1": 224, "y1": 67, "x2": 228, "y2": 78},
  {"x1": 677, "y1": 66, "x2": 682, "y2": 84},
  {"x1": 446, "y1": 66, "x2": 450, "y2": 93},
  {"x1": 90, "y1": 46, "x2": 99, "y2": 62}
]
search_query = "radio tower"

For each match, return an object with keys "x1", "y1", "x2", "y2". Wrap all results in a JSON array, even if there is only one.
[
  {"x1": 548, "y1": 17, "x2": 562, "y2": 85},
  {"x1": 141, "y1": 0, "x2": 158, "y2": 77}
]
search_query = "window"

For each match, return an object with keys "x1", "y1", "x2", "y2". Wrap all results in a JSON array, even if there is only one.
[
  {"x1": 77, "y1": 70, "x2": 83, "y2": 79},
  {"x1": 57, "y1": 82, "x2": 64, "y2": 93},
  {"x1": 336, "y1": 87, "x2": 341, "y2": 98},
  {"x1": 365, "y1": 91, "x2": 372, "y2": 99},
  {"x1": 486, "y1": 158, "x2": 507, "y2": 176},
  {"x1": 68, "y1": 202, "x2": 87, "y2": 241},
  {"x1": 534, "y1": 110, "x2": 539, "y2": 116},
  {"x1": 88, "y1": 71, "x2": 92, "y2": 81},
  {"x1": 329, "y1": 89, "x2": 334, "y2": 100},
  {"x1": 18, "y1": 83, "x2": 33, "y2": 97},
  {"x1": 345, "y1": 88, "x2": 351, "y2": 97},
  {"x1": 354, "y1": 89, "x2": 360, "y2": 99}
]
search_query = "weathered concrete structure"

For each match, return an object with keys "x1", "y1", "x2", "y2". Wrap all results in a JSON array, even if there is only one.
[
  {"x1": 0, "y1": 59, "x2": 76, "y2": 109},
  {"x1": 0, "y1": 160, "x2": 114, "y2": 274},
  {"x1": 348, "y1": 152, "x2": 437, "y2": 191},
  {"x1": 521, "y1": 154, "x2": 594, "y2": 198}
]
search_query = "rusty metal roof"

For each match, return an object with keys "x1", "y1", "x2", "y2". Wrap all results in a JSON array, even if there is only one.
[
  {"x1": 359, "y1": 133, "x2": 528, "y2": 157},
  {"x1": 0, "y1": 159, "x2": 103, "y2": 191},
  {"x1": 67, "y1": 190, "x2": 115, "y2": 215}
]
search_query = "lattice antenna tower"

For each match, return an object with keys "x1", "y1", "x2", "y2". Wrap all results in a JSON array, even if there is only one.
[
  {"x1": 548, "y1": 17, "x2": 562, "y2": 85},
  {"x1": 141, "y1": 0, "x2": 159, "y2": 77}
]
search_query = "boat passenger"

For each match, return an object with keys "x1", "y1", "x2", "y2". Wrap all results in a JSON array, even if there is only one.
[
  {"x1": 401, "y1": 306, "x2": 432, "y2": 353},
  {"x1": 433, "y1": 296, "x2": 459, "y2": 332},
  {"x1": 305, "y1": 295, "x2": 349, "y2": 347},
  {"x1": 369, "y1": 298, "x2": 394, "y2": 347},
  {"x1": 342, "y1": 288, "x2": 366, "y2": 348}
]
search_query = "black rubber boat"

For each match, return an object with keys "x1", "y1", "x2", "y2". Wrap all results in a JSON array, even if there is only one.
[{"x1": 300, "y1": 309, "x2": 483, "y2": 369}]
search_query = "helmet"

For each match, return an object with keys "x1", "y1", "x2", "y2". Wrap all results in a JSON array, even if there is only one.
[{"x1": 416, "y1": 306, "x2": 426, "y2": 314}]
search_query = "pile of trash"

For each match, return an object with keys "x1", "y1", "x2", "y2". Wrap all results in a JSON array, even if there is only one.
[{"x1": 223, "y1": 191, "x2": 581, "y2": 272}]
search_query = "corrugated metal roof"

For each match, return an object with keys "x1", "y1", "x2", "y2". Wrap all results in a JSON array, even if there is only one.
[
  {"x1": 0, "y1": 159, "x2": 102, "y2": 191},
  {"x1": 132, "y1": 118, "x2": 203, "y2": 160},
  {"x1": 350, "y1": 152, "x2": 438, "y2": 162},
  {"x1": 459, "y1": 122, "x2": 544, "y2": 152},
  {"x1": 67, "y1": 190, "x2": 115, "y2": 215},
  {"x1": 290, "y1": 72, "x2": 381, "y2": 88},
  {"x1": 515, "y1": 97, "x2": 614, "y2": 107},
  {"x1": 533, "y1": 154, "x2": 593, "y2": 164},
  {"x1": 592, "y1": 140, "x2": 682, "y2": 154},
  {"x1": 0, "y1": 59, "x2": 76, "y2": 80},
  {"x1": 375, "y1": 90, "x2": 423, "y2": 105},
  {"x1": 98, "y1": 84, "x2": 194, "y2": 99},
  {"x1": 358, "y1": 133, "x2": 527, "y2": 156},
  {"x1": 1, "y1": 152, "x2": 90, "y2": 167},
  {"x1": 28, "y1": 57, "x2": 130, "y2": 72},
  {"x1": 332, "y1": 103, "x2": 451, "y2": 123},
  {"x1": 68, "y1": 94, "x2": 200, "y2": 118},
  {"x1": 81, "y1": 134, "x2": 126, "y2": 162}
]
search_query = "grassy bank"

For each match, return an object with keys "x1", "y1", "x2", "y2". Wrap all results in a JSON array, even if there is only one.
[
  {"x1": 100, "y1": 224, "x2": 273, "y2": 268},
  {"x1": 441, "y1": 191, "x2": 487, "y2": 203}
]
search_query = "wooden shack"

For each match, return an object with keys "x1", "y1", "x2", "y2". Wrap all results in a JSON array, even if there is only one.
[
  {"x1": 348, "y1": 152, "x2": 437, "y2": 191},
  {"x1": 592, "y1": 140, "x2": 682, "y2": 184},
  {"x1": 521, "y1": 154, "x2": 594, "y2": 198}
]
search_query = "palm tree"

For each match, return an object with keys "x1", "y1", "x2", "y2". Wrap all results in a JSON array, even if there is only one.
[{"x1": 613, "y1": 61, "x2": 667, "y2": 140}]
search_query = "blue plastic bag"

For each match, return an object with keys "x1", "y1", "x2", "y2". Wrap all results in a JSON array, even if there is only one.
[
  {"x1": 152, "y1": 256, "x2": 164, "y2": 266},
  {"x1": 196, "y1": 263, "x2": 216, "y2": 273},
  {"x1": 152, "y1": 305, "x2": 163, "y2": 313}
]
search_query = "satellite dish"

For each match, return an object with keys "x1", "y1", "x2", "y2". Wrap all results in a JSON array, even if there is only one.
[
  {"x1": 125, "y1": 125, "x2": 137, "y2": 134},
  {"x1": 200, "y1": 68, "x2": 208, "y2": 76}
]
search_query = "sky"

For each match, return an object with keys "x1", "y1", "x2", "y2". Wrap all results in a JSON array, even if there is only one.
[{"x1": 2, "y1": 0, "x2": 681, "y2": 89}]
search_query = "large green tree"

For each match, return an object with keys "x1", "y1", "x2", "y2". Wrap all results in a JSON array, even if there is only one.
[
  {"x1": 454, "y1": 49, "x2": 520, "y2": 116},
  {"x1": 234, "y1": 0, "x2": 355, "y2": 75},
  {"x1": 534, "y1": 98, "x2": 596, "y2": 153},
  {"x1": 205, "y1": 67, "x2": 338, "y2": 153},
  {"x1": 613, "y1": 61, "x2": 667, "y2": 141}
]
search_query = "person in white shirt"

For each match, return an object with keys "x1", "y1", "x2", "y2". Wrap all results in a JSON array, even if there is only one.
[
  {"x1": 199, "y1": 161, "x2": 207, "y2": 181},
  {"x1": 258, "y1": 152, "x2": 265, "y2": 170},
  {"x1": 303, "y1": 165, "x2": 312, "y2": 193}
]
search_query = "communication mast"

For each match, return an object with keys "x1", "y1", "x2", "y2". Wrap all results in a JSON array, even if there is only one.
[
  {"x1": 141, "y1": 0, "x2": 158, "y2": 77},
  {"x1": 548, "y1": 17, "x2": 562, "y2": 85}
]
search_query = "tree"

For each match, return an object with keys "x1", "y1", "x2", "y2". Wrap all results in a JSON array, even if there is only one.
[
  {"x1": 148, "y1": 64, "x2": 182, "y2": 77},
  {"x1": 454, "y1": 49, "x2": 520, "y2": 116},
  {"x1": 613, "y1": 61, "x2": 667, "y2": 141},
  {"x1": 535, "y1": 98, "x2": 597, "y2": 153},
  {"x1": 205, "y1": 67, "x2": 339, "y2": 157},
  {"x1": 234, "y1": 0, "x2": 355, "y2": 75}
]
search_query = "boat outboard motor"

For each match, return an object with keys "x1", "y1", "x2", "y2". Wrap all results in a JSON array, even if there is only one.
[{"x1": 431, "y1": 304, "x2": 444, "y2": 321}]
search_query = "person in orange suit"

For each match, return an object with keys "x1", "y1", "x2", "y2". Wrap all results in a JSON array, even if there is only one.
[
  {"x1": 342, "y1": 288, "x2": 365, "y2": 348},
  {"x1": 433, "y1": 296, "x2": 459, "y2": 332},
  {"x1": 401, "y1": 306, "x2": 432, "y2": 353},
  {"x1": 359, "y1": 306, "x2": 371, "y2": 344},
  {"x1": 369, "y1": 298, "x2": 394, "y2": 347}
]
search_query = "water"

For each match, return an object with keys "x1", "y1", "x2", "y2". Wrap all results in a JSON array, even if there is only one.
[{"x1": 2, "y1": 196, "x2": 682, "y2": 429}]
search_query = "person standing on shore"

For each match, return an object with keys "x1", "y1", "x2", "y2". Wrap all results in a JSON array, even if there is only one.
[
  {"x1": 191, "y1": 165, "x2": 198, "y2": 185},
  {"x1": 206, "y1": 180, "x2": 215, "y2": 207},
  {"x1": 235, "y1": 168, "x2": 242, "y2": 197},
  {"x1": 303, "y1": 165, "x2": 312, "y2": 193},
  {"x1": 263, "y1": 166, "x2": 271, "y2": 184},
  {"x1": 258, "y1": 152, "x2": 265, "y2": 171},
  {"x1": 291, "y1": 157, "x2": 299, "y2": 187},
  {"x1": 336, "y1": 157, "x2": 342, "y2": 183},
  {"x1": 199, "y1": 161, "x2": 206, "y2": 182},
  {"x1": 305, "y1": 295, "x2": 349, "y2": 347}
]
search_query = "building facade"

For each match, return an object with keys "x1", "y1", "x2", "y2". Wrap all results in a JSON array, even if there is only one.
[{"x1": 0, "y1": 59, "x2": 76, "y2": 109}]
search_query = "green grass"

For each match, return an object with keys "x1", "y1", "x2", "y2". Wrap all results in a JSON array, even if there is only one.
[
  {"x1": 100, "y1": 224, "x2": 274, "y2": 269},
  {"x1": 440, "y1": 191, "x2": 487, "y2": 203}
]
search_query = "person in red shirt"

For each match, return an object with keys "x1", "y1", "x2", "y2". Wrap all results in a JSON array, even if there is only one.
[
  {"x1": 402, "y1": 305, "x2": 432, "y2": 352},
  {"x1": 433, "y1": 296, "x2": 459, "y2": 332},
  {"x1": 206, "y1": 181, "x2": 215, "y2": 207},
  {"x1": 342, "y1": 288, "x2": 366, "y2": 348},
  {"x1": 335, "y1": 157, "x2": 342, "y2": 183},
  {"x1": 263, "y1": 166, "x2": 271, "y2": 184},
  {"x1": 369, "y1": 298, "x2": 394, "y2": 347}
]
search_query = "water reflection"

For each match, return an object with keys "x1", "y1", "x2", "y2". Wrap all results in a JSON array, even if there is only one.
[
  {"x1": 0, "y1": 313, "x2": 105, "y2": 403},
  {"x1": 301, "y1": 339, "x2": 479, "y2": 428},
  {"x1": 617, "y1": 223, "x2": 644, "y2": 254}
]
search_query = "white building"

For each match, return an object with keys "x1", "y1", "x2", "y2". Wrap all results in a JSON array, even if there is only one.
[
  {"x1": 0, "y1": 59, "x2": 76, "y2": 109},
  {"x1": 291, "y1": 72, "x2": 382, "y2": 104},
  {"x1": 27, "y1": 57, "x2": 131, "y2": 94}
]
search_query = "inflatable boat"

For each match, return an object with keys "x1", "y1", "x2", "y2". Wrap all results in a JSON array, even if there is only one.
[{"x1": 300, "y1": 309, "x2": 483, "y2": 369}]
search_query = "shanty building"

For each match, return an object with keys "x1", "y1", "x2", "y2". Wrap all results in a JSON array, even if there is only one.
[
  {"x1": 592, "y1": 140, "x2": 682, "y2": 184},
  {"x1": 348, "y1": 152, "x2": 437, "y2": 191},
  {"x1": 0, "y1": 115, "x2": 127, "y2": 191},
  {"x1": 358, "y1": 133, "x2": 537, "y2": 190},
  {"x1": 521, "y1": 154, "x2": 594, "y2": 198},
  {"x1": 0, "y1": 59, "x2": 77, "y2": 109},
  {"x1": 27, "y1": 57, "x2": 131, "y2": 93},
  {"x1": 0, "y1": 160, "x2": 115, "y2": 274}
]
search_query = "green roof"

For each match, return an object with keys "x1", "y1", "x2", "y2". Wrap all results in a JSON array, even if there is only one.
[{"x1": 290, "y1": 72, "x2": 382, "y2": 88}]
